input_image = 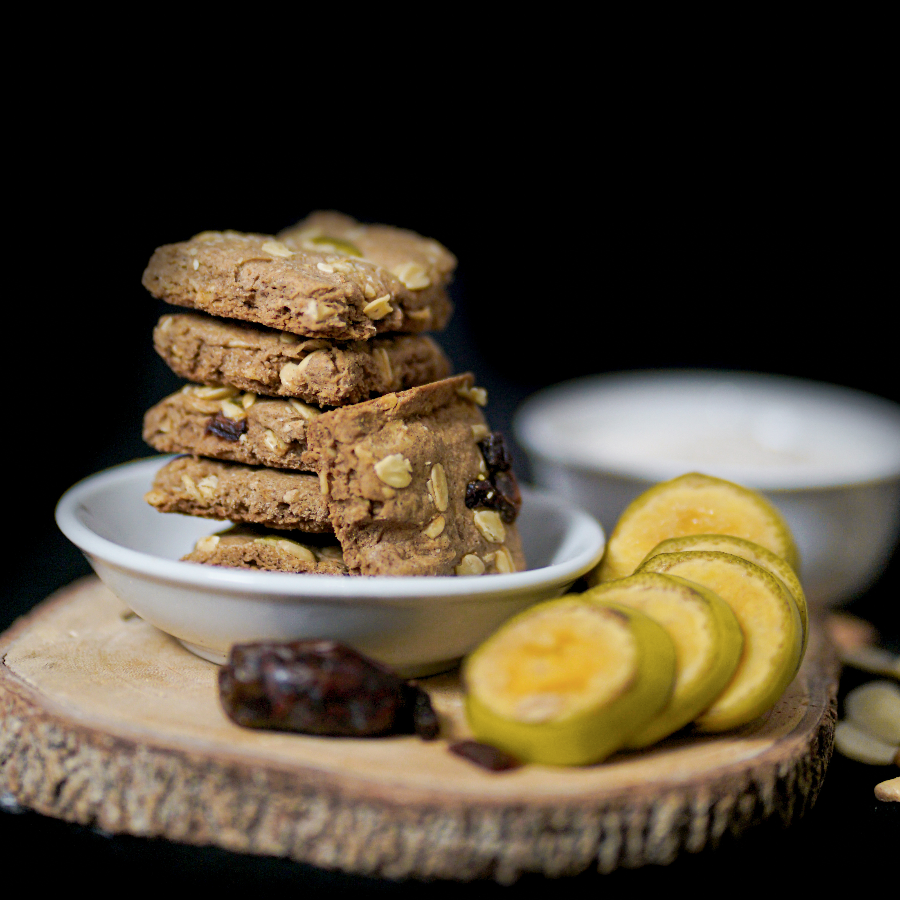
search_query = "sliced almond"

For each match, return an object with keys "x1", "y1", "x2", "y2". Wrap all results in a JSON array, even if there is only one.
[
  {"x1": 875, "y1": 776, "x2": 900, "y2": 802},
  {"x1": 839, "y1": 645, "x2": 900, "y2": 680},
  {"x1": 834, "y1": 720, "x2": 899, "y2": 766},
  {"x1": 844, "y1": 681, "x2": 900, "y2": 745}
]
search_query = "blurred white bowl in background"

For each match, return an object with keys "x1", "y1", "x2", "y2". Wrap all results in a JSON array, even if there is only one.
[{"x1": 514, "y1": 370, "x2": 900, "y2": 608}]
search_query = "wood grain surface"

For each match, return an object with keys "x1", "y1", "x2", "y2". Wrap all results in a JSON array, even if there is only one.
[{"x1": 0, "y1": 576, "x2": 840, "y2": 882}]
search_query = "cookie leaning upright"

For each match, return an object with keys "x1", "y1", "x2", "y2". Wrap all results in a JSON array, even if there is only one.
[
  {"x1": 141, "y1": 210, "x2": 456, "y2": 341},
  {"x1": 302, "y1": 374, "x2": 525, "y2": 577}
]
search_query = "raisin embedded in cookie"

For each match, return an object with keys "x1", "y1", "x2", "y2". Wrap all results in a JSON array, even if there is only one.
[
  {"x1": 302, "y1": 374, "x2": 527, "y2": 577},
  {"x1": 183, "y1": 525, "x2": 348, "y2": 575},
  {"x1": 142, "y1": 384, "x2": 322, "y2": 471},
  {"x1": 141, "y1": 224, "x2": 454, "y2": 341},
  {"x1": 145, "y1": 455, "x2": 332, "y2": 533},
  {"x1": 153, "y1": 311, "x2": 452, "y2": 407}
]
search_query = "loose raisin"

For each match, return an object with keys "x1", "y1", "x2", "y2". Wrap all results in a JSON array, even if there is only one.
[
  {"x1": 449, "y1": 740, "x2": 521, "y2": 771},
  {"x1": 406, "y1": 682, "x2": 440, "y2": 740},
  {"x1": 218, "y1": 639, "x2": 438, "y2": 739},
  {"x1": 206, "y1": 412, "x2": 248, "y2": 442}
]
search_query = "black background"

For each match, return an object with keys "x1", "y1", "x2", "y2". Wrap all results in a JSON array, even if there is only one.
[
  {"x1": 11, "y1": 94, "x2": 898, "y2": 637},
  {"x1": 3, "y1": 66, "x2": 898, "y2": 892}
]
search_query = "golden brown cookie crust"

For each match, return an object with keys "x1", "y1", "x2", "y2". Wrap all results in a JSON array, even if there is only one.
[
  {"x1": 303, "y1": 374, "x2": 526, "y2": 577},
  {"x1": 141, "y1": 225, "x2": 453, "y2": 341},
  {"x1": 145, "y1": 455, "x2": 332, "y2": 532},
  {"x1": 153, "y1": 311, "x2": 452, "y2": 407}
]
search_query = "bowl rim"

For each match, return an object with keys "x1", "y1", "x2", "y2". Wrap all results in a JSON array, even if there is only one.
[
  {"x1": 55, "y1": 456, "x2": 606, "y2": 603},
  {"x1": 514, "y1": 369, "x2": 900, "y2": 490}
]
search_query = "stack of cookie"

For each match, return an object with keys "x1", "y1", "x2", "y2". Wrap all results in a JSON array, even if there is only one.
[{"x1": 140, "y1": 211, "x2": 526, "y2": 577}]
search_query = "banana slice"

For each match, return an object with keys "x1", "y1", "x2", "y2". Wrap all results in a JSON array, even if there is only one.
[
  {"x1": 581, "y1": 572, "x2": 744, "y2": 748},
  {"x1": 463, "y1": 596, "x2": 677, "y2": 765},
  {"x1": 638, "y1": 533, "x2": 808, "y2": 661},
  {"x1": 637, "y1": 550, "x2": 803, "y2": 732},
  {"x1": 589, "y1": 472, "x2": 798, "y2": 584}
]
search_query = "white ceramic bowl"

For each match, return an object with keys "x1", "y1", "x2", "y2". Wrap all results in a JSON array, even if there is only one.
[
  {"x1": 514, "y1": 370, "x2": 900, "y2": 608},
  {"x1": 55, "y1": 456, "x2": 605, "y2": 676}
]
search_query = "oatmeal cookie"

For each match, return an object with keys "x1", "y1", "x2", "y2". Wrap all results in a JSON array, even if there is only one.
[
  {"x1": 183, "y1": 525, "x2": 348, "y2": 574},
  {"x1": 145, "y1": 455, "x2": 331, "y2": 532},
  {"x1": 302, "y1": 374, "x2": 526, "y2": 577},
  {"x1": 142, "y1": 384, "x2": 321, "y2": 471},
  {"x1": 277, "y1": 210, "x2": 456, "y2": 295},
  {"x1": 141, "y1": 224, "x2": 454, "y2": 341},
  {"x1": 153, "y1": 311, "x2": 452, "y2": 407}
]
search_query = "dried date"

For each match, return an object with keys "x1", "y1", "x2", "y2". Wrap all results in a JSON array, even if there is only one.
[
  {"x1": 206, "y1": 411, "x2": 248, "y2": 442},
  {"x1": 218, "y1": 639, "x2": 439, "y2": 739}
]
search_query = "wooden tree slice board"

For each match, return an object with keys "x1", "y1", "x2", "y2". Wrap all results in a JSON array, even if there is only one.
[{"x1": 0, "y1": 576, "x2": 839, "y2": 882}]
